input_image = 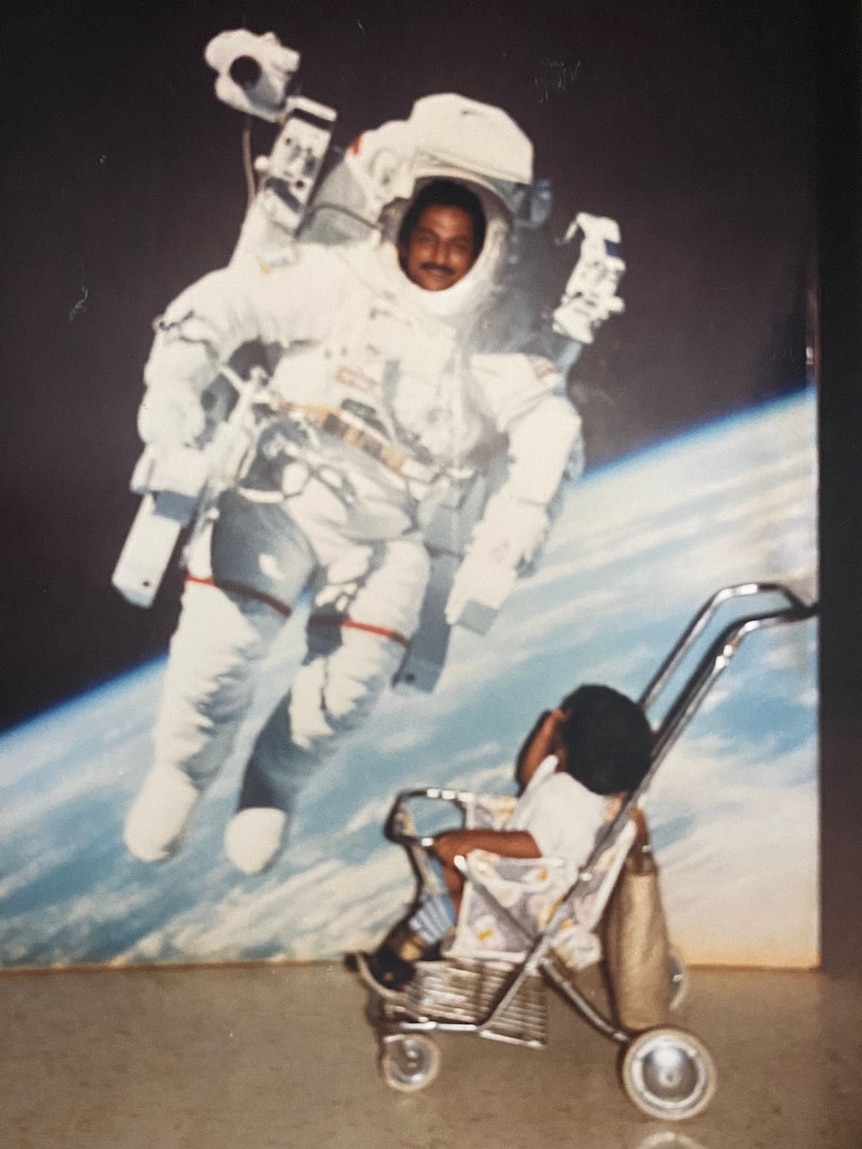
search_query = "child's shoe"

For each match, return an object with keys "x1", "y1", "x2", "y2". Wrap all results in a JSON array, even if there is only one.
[{"x1": 355, "y1": 945, "x2": 416, "y2": 1001}]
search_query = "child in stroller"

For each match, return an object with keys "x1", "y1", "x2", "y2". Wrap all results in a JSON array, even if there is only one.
[
  {"x1": 356, "y1": 683, "x2": 653, "y2": 1000},
  {"x1": 352, "y1": 582, "x2": 815, "y2": 1115}
]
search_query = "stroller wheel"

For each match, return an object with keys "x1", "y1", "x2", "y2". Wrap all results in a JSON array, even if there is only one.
[
  {"x1": 668, "y1": 948, "x2": 689, "y2": 1011},
  {"x1": 379, "y1": 1034, "x2": 441, "y2": 1093},
  {"x1": 621, "y1": 1027, "x2": 717, "y2": 1121}
]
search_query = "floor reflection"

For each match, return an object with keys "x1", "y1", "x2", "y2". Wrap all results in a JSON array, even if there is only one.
[{"x1": 637, "y1": 1132, "x2": 709, "y2": 1149}]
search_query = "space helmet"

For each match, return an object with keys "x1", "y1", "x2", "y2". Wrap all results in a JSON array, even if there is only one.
[{"x1": 342, "y1": 94, "x2": 537, "y2": 314}]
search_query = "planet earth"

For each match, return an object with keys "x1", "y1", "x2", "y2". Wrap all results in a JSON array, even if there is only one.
[{"x1": 0, "y1": 390, "x2": 818, "y2": 969}]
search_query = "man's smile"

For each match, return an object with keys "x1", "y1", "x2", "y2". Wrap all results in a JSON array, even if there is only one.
[{"x1": 420, "y1": 263, "x2": 455, "y2": 279}]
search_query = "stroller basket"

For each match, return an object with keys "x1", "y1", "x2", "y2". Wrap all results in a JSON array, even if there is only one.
[
  {"x1": 362, "y1": 581, "x2": 817, "y2": 1117},
  {"x1": 388, "y1": 958, "x2": 548, "y2": 1047}
]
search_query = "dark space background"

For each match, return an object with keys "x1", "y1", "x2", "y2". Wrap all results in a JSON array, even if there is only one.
[{"x1": 0, "y1": 0, "x2": 813, "y2": 731}]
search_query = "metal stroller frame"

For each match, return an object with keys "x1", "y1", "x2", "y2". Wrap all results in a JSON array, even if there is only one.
[{"x1": 360, "y1": 581, "x2": 817, "y2": 1119}]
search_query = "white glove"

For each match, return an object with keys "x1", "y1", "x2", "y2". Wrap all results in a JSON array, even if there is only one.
[
  {"x1": 139, "y1": 317, "x2": 220, "y2": 447},
  {"x1": 466, "y1": 493, "x2": 550, "y2": 573},
  {"x1": 137, "y1": 386, "x2": 207, "y2": 448},
  {"x1": 444, "y1": 495, "x2": 550, "y2": 632},
  {"x1": 445, "y1": 553, "x2": 518, "y2": 632}
]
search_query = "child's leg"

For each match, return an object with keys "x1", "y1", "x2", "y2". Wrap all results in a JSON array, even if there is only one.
[
  {"x1": 360, "y1": 858, "x2": 458, "y2": 993},
  {"x1": 387, "y1": 856, "x2": 457, "y2": 957}
]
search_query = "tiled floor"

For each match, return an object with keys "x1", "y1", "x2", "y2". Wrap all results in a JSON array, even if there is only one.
[{"x1": 2, "y1": 962, "x2": 859, "y2": 1148}]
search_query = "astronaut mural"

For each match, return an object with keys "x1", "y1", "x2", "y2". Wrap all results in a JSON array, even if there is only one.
[
  {"x1": 117, "y1": 36, "x2": 622, "y2": 876},
  {"x1": 0, "y1": 5, "x2": 818, "y2": 971}
]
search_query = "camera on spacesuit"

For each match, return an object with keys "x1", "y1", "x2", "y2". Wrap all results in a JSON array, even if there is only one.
[{"x1": 205, "y1": 30, "x2": 300, "y2": 121}]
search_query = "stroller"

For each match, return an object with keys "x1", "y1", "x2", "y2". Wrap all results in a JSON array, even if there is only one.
[{"x1": 356, "y1": 581, "x2": 817, "y2": 1120}]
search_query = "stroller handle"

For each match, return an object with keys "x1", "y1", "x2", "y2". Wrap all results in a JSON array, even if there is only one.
[
  {"x1": 639, "y1": 580, "x2": 816, "y2": 715},
  {"x1": 585, "y1": 580, "x2": 817, "y2": 865},
  {"x1": 384, "y1": 787, "x2": 475, "y2": 846}
]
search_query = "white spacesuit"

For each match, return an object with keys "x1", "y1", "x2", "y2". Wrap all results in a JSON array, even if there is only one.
[{"x1": 123, "y1": 94, "x2": 583, "y2": 875}]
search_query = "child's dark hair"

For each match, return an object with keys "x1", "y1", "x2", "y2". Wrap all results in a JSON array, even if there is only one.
[
  {"x1": 397, "y1": 179, "x2": 487, "y2": 255},
  {"x1": 558, "y1": 685, "x2": 653, "y2": 795}
]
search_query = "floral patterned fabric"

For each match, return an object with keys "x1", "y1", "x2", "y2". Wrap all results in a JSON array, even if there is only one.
[{"x1": 447, "y1": 801, "x2": 638, "y2": 972}]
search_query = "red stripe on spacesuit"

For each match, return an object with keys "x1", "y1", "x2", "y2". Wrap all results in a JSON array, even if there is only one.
[
  {"x1": 341, "y1": 619, "x2": 410, "y2": 647},
  {"x1": 184, "y1": 574, "x2": 293, "y2": 618},
  {"x1": 309, "y1": 613, "x2": 410, "y2": 648}
]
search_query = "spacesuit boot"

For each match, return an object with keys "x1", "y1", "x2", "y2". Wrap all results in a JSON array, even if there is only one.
[
  {"x1": 124, "y1": 764, "x2": 202, "y2": 862},
  {"x1": 223, "y1": 808, "x2": 289, "y2": 874},
  {"x1": 222, "y1": 701, "x2": 317, "y2": 874},
  {"x1": 124, "y1": 580, "x2": 286, "y2": 864}
]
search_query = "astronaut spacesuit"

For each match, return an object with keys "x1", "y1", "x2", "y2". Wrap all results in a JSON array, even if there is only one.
[{"x1": 123, "y1": 98, "x2": 583, "y2": 875}]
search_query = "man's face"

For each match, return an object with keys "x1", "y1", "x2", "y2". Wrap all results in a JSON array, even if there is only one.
[{"x1": 400, "y1": 204, "x2": 478, "y2": 292}]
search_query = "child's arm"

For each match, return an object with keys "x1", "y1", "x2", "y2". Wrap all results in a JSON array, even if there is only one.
[
  {"x1": 431, "y1": 828, "x2": 542, "y2": 905},
  {"x1": 432, "y1": 828, "x2": 542, "y2": 864}
]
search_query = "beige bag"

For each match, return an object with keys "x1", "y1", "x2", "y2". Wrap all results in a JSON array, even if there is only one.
[{"x1": 603, "y1": 809, "x2": 672, "y2": 1031}]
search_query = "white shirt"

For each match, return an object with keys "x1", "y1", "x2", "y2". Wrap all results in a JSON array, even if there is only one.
[{"x1": 508, "y1": 755, "x2": 609, "y2": 870}]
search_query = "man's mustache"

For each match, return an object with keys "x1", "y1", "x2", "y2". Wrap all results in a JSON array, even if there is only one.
[{"x1": 420, "y1": 262, "x2": 455, "y2": 275}]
